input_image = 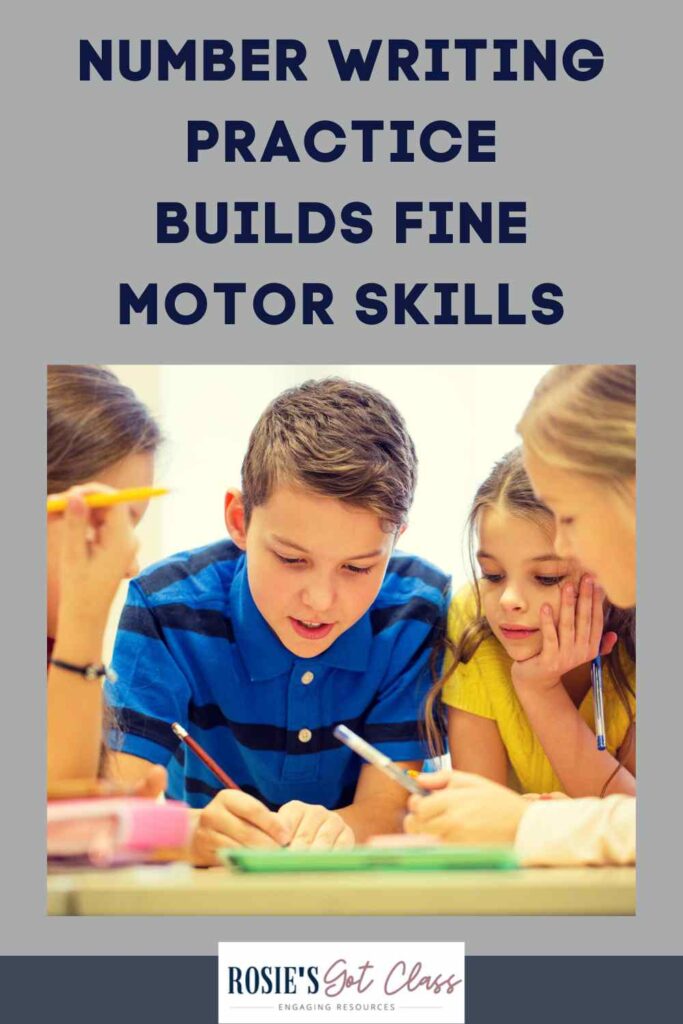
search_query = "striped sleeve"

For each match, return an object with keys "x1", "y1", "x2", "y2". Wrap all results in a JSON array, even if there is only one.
[
  {"x1": 105, "y1": 580, "x2": 191, "y2": 765},
  {"x1": 365, "y1": 565, "x2": 450, "y2": 761}
]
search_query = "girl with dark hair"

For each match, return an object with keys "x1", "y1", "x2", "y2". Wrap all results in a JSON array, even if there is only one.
[{"x1": 47, "y1": 365, "x2": 164, "y2": 788}]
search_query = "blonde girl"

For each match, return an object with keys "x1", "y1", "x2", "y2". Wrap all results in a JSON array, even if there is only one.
[{"x1": 518, "y1": 364, "x2": 636, "y2": 609}]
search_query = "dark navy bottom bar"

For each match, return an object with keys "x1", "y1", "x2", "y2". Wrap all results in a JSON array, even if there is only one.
[{"x1": 0, "y1": 955, "x2": 679, "y2": 1023}]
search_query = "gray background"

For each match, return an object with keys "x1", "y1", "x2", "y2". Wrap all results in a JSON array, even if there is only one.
[{"x1": 3, "y1": 1, "x2": 680, "y2": 954}]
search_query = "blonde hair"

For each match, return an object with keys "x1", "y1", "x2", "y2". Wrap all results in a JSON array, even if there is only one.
[
  {"x1": 423, "y1": 448, "x2": 635, "y2": 768},
  {"x1": 517, "y1": 364, "x2": 635, "y2": 485},
  {"x1": 241, "y1": 377, "x2": 417, "y2": 531}
]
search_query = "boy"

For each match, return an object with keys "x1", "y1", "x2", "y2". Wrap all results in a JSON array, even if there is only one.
[{"x1": 106, "y1": 378, "x2": 450, "y2": 863}]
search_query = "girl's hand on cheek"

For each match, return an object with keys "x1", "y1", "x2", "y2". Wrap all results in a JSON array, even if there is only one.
[{"x1": 511, "y1": 575, "x2": 617, "y2": 692}]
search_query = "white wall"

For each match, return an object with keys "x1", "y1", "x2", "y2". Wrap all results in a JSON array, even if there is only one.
[{"x1": 105, "y1": 364, "x2": 550, "y2": 653}]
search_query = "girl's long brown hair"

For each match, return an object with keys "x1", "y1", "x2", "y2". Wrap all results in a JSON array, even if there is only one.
[
  {"x1": 424, "y1": 449, "x2": 636, "y2": 776},
  {"x1": 48, "y1": 364, "x2": 161, "y2": 491}
]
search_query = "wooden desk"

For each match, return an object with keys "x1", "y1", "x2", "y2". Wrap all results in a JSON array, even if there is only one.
[{"x1": 47, "y1": 864, "x2": 635, "y2": 916}]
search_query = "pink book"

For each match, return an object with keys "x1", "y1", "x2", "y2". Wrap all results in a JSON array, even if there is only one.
[{"x1": 47, "y1": 798, "x2": 191, "y2": 866}]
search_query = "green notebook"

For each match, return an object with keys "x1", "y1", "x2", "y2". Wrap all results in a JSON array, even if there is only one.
[{"x1": 219, "y1": 845, "x2": 518, "y2": 873}]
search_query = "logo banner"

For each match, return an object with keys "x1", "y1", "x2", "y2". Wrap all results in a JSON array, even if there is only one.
[{"x1": 218, "y1": 941, "x2": 465, "y2": 1024}]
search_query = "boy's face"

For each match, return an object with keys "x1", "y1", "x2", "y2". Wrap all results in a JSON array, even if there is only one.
[{"x1": 226, "y1": 484, "x2": 397, "y2": 658}]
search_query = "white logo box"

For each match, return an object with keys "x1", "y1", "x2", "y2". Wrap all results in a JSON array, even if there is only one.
[{"x1": 218, "y1": 941, "x2": 465, "y2": 1024}]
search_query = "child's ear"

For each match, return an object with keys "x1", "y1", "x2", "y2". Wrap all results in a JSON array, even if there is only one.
[
  {"x1": 394, "y1": 523, "x2": 408, "y2": 545},
  {"x1": 225, "y1": 490, "x2": 248, "y2": 549}
]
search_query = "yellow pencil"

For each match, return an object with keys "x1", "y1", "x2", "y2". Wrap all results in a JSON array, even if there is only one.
[{"x1": 47, "y1": 486, "x2": 169, "y2": 513}]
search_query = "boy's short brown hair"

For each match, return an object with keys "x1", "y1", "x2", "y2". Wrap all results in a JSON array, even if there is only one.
[{"x1": 241, "y1": 378, "x2": 417, "y2": 531}]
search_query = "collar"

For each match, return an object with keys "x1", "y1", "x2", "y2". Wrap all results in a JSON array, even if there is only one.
[{"x1": 229, "y1": 558, "x2": 372, "y2": 681}]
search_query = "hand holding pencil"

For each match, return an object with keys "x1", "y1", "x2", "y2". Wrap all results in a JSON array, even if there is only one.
[
  {"x1": 172, "y1": 723, "x2": 291, "y2": 865},
  {"x1": 49, "y1": 484, "x2": 169, "y2": 634},
  {"x1": 52, "y1": 485, "x2": 144, "y2": 634},
  {"x1": 173, "y1": 724, "x2": 354, "y2": 862},
  {"x1": 190, "y1": 789, "x2": 292, "y2": 866}
]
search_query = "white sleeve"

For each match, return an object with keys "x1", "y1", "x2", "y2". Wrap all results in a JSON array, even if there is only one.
[{"x1": 514, "y1": 795, "x2": 636, "y2": 866}]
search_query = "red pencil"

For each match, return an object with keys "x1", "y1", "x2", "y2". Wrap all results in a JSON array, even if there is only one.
[{"x1": 171, "y1": 722, "x2": 241, "y2": 791}]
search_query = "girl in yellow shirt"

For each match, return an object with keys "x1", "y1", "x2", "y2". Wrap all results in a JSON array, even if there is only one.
[{"x1": 425, "y1": 447, "x2": 635, "y2": 798}]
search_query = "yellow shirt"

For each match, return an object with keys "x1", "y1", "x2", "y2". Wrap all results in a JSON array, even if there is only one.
[{"x1": 442, "y1": 587, "x2": 636, "y2": 794}]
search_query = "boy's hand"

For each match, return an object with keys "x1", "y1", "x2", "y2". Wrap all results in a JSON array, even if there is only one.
[
  {"x1": 404, "y1": 769, "x2": 527, "y2": 845},
  {"x1": 511, "y1": 575, "x2": 617, "y2": 693},
  {"x1": 191, "y1": 790, "x2": 292, "y2": 866},
  {"x1": 277, "y1": 801, "x2": 355, "y2": 850}
]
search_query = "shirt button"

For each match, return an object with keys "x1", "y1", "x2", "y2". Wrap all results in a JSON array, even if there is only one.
[
  {"x1": 301, "y1": 671, "x2": 314, "y2": 685},
  {"x1": 298, "y1": 728, "x2": 312, "y2": 744}
]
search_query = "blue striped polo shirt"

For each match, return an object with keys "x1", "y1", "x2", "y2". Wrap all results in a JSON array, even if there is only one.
[{"x1": 106, "y1": 539, "x2": 450, "y2": 810}]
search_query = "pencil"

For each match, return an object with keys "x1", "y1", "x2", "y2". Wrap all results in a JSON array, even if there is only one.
[
  {"x1": 591, "y1": 655, "x2": 607, "y2": 751},
  {"x1": 171, "y1": 723, "x2": 241, "y2": 791},
  {"x1": 46, "y1": 486, "x2": 169, "y2": 514}
]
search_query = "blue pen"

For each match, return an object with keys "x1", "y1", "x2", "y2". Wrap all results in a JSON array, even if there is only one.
[
  {"x1": 592, "y1": 655, "x2": 606, "y2": 751},
  {"x1": 333, "y1": 724, "x2": 428, "y2": 796}
]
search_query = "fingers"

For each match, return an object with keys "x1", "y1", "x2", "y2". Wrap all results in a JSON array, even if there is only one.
[
  {"x1": 97, "y1": 502, "x2": 138, "y2": 553},
  {"x1": 404, "y1": 806, "x2": 452, "y2": 840},
  {"x1": 309, "y1": 814, "x2": 354, "y2": 850},
  {"x1": 197, "y1": 790, "x2": 290, "y2": 852},
  {"x1": 575, "y1": 575, "x2": 606, "y2": 659},
  {"x1": 587, "y1": 582, "x2": 606, "y2": 654},
  {"x1": 60, "y1": 494, "x2": 89, "y2": 564},
  {"x1": 418, "y1": 769, "x2": 501, "y2": 792},
  {"x1": 600, "y1": 631, "x2": 618, "y2": 657},
  {"x1": 406, "y1": 790, "x2": 453, "y2": 822},
  {"x1": 544, "y1": 575, "x2": 607, "y2": 672},
  {"x1": 196, "y1": 813, "x2": 283, "y2": 853},
  {"x1": 331, "y1": 824, "x2": 356, "y2": 849},
  {"x1": 60, "y1": 492, "x2": 137, "y2": 567},
  {"x1": 413, "y1": 769, "x2": 452, "y2": 791},
  {"x1": 574, "y1": 575, "x2": 594, "y2": 650},
  {"x1": 48, "y1": 482, "x2": 118, "y2": 521},
  {"x1": 539, "y1": 603, "x2": 560, "y2": 659},
  {"x1": 191, "y1": 826, "x2": 241, "y2": 866},
  {"x1": 407, "y1": 809, "x2": 454, "y2": 839},
  {"x1": 276, "y1": 799, "x2": 307, "y2": 836},
  {"x1": 192, "y1": 796, "x2": 354, "y2": 864},
  {"x1": 281, "y1": 803, "x2": 350, "y2": 850},
  {"x1": 69, "y1": 483, "x2": 117, "y2": 498},
  {"x1": 557, "y1": 581, "x2": 576, "y2": 650},
  {"x1": 408, "y1": 771, "x2": 513, "y2": 828}
]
